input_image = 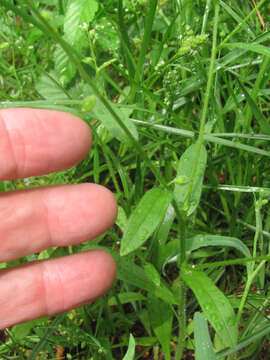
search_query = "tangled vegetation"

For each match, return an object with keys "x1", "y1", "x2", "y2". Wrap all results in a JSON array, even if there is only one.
[{"x1": 0, "y1": 0, "x2": 270, "y2": 358}]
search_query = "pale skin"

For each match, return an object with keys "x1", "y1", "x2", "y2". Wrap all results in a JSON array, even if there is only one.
[{"x1": 0, "y1": 108, "x2": 118, "y2": 329}]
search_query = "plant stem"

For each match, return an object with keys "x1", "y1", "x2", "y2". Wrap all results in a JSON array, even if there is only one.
[
  {"x1": 236, "y1": 260, "x2": 266, "y2": 326},
  {"x1": 184, "y1": 1, "x2": 220, "y2": 212},
  {"x1": 195, "y1": 254, "x2": 270, "y2": 271},
  {"x1": 175, "y1": 279, "x2": 186, "y2": 360},
  {"x1": 172, "y1": 200, "x2": 187, "y2": 359}
]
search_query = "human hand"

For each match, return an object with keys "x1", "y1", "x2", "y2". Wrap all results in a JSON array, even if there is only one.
[{"x1": 0, "y1": 108, "x2": 117, "y2": 329}]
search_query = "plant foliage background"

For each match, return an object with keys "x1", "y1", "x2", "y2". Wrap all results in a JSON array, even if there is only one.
[{"x1": 0, "y1": 0, "x2": 270, "y2": 359}]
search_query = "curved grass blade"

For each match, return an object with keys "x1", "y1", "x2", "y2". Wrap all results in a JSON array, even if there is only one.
[
  {"x1": 187, "y1": 234, "x2": 252, "y2": 276},
  {"x1": 162, "y1": 235, "x2": 252, "y2": 277}
]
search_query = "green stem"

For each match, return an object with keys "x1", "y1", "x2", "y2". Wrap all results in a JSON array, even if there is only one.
[
  {"x1": 185, "y1": 1, "x2": 220, "y2": 212},
  {"x1": 175, "y1": 3, "x2": 219, "y2": 354},
  {"x1": 195, "y1": 254, "x2": 270, "y2": 271},
  {"x1": 172, "y1": 200, "x2": 187, "y2": 359},
  {"x1": 201, "y1": 0, "x2": 212, "y2": 34},
  {"x1": 175, "y1": 279, "x2": 186, "y2": 360}
]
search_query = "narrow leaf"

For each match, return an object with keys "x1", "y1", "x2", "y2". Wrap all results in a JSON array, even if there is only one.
[
  {"x1": 181, "y1": 266, "x2": 238, "y2": 348},
  {"x1": 174, "y1": 143, "x2": 207, "y2": 215},
  {"x1": 222, "y1": 42, "x2": 270, "y2": 57},
  {"x1": 123, "y1": 334, "x2": 136, "y2": 360},
  {"x1": 194, "y1": 312, "x2": 217, "y2": 360},
  {"x1": 120, "y1": 188, "x2": 172, "y2": 256}
]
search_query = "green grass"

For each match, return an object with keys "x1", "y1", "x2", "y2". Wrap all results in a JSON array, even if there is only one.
[{"x1": 1, "y1": 0, "x2": 270, "y2": 358}]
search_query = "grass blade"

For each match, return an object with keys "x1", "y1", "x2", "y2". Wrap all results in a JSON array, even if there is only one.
[
  {"x1": 187, "y1": 234, "x2": 252, "y2": 277},
  {"x1": 131, "y1": 119, "x2": 270, "y2": 157},
  {"x1": 222, "y1": 42, "x2": 270, "y2": 57},
  {"x1": 216, "y1": 322, "x2": 270, "y2": 359}
]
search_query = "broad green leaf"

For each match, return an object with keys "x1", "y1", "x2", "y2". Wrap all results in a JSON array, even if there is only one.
[
  {"x1": 148, "y1": 297, "x2": 173, "y2": 360},
  {"x1": 81, "y1": 95, "x2": 96, "y2": 113},
  {"x1": 12, "y1": 317, "x2": 49, "y2": 340},
  {"x1": 144, "y1": 263, "x2": 161, "y2": 286},
  {"x1": 64, "y1": 0, "x2": 98, "y2": 45},
  {"x1": 181, "y1": 266, "x2": 238, "y2": 348},
  {"x1": 194, "y1": 312, "x2": 217, "y2": 360},
  {"x1": 120, "y1": 188, "x2": 173, "y2": 256},
  {"x1": 123, "y1": 334, "x2": 136, "y2": 360},
  {"x1": 156, "y1": 203, "x2": 175, "y2": 246},
  {"x1": 116, "y1": 255, "x2": 177, "y2": 305},
  {"x1": 35, "y1": 71, "x2": 68, "y2": 100},
  {"x1": 93, "y1": 98, "x2": 138, "y2": 146},
  {"x1": 116, "y1": 206, "x2": 128, "y2": 232},
  {"x1": 174, "y1": 143, "x2": 207, "y2": 216},
  {"x1": 94, "y1": 18, "x2": 120, "y2": 54},
  {"x1": 54, "y1": 44, "x2": 77, "y2": 84},
  {"x1": 54, "y1": 0, "x2": 98, "y2": 83}
]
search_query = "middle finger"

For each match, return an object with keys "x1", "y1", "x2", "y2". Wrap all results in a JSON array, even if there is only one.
[{"x1": 0, "y1": 183, "x2": 117, "y2": 262}]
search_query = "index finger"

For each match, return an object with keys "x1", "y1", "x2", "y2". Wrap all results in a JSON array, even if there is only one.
[{"x1": 0, "y1": 108, "x2": 92, "y2": 180}]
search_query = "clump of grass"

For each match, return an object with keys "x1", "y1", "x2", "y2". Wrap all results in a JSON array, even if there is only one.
[{"x1": 0, "y1": 0, "x2": 270, "y2": 359}]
